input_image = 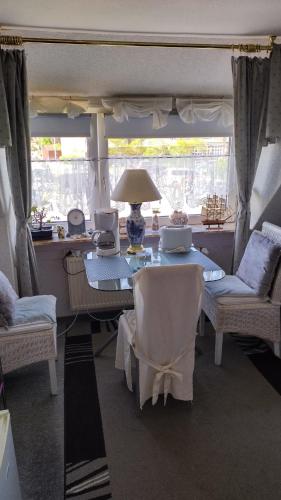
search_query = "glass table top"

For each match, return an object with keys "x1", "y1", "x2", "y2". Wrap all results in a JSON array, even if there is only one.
[{"x1": 83, "y1": 246, "x2": 225, "y2": 291}]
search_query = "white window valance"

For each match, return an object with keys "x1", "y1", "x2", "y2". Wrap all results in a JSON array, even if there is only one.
[
  {"x1": 29, "y1": 97, "x2": 88, "y2": 118},
  {"x1": 28, "y1": 96, "x2": 233, "y2": 130},
  {"x1": 101, "y1": 97, "x2": 173, "y2": 130},
  {"x1": 176, "y1": 99, "x2": 233, "y2": 127}
]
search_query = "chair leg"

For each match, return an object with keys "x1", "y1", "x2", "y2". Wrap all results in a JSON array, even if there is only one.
[
  {"x1": 273, "y1": 342, "x2": 280, "y2": 358},
  {"x1": 199, "y1": 311, "x2": 205, "y2": 336},
  {"x1": 215, "y1": 331, "x2": 223, "y2": 366},
  {"x1": 48, "y1": 359, "x2": 58, "y2": 395}
]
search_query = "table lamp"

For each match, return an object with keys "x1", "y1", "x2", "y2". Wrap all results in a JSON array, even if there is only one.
[{"x1": 111, "y1": 169, "x2": 162, "y2": 253}]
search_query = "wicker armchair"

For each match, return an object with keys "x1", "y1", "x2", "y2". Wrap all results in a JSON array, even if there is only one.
[
  {"x1": 201, "y1": 222, "x2": 281, "y2": 365},
  {"x1": 0, "y1": 295, "x2": 58, "y2": 395}
]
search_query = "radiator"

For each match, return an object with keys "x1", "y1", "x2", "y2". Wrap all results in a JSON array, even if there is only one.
[{"x1": 66, "y1": 256, "x2": 134, "y2": 312}]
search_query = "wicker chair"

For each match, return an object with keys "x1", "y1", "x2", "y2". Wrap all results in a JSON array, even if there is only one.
[
  {"x1": 0, "y1": 295, "x2": 58, "y2": 395},
  {"x1": 201, "y1": 222, "x2": 281, "y2": 365}
]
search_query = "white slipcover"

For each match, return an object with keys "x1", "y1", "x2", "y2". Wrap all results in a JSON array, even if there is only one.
[{"x1": 115, "y1": 264, "x2": 204, "y2": 409}]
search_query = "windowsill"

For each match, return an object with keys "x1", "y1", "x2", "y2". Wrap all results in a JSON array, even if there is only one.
[
  {"x1": 44, "y1": 215, "x2": 234, "y2": 229},
  {"x1": 33, "y1": 222, "x2": 235, "y2": 248}
]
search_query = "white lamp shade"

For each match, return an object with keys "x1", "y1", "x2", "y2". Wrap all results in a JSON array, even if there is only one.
[{"x1": 111, "y1": 169, "x2": 162, "y2": 203}]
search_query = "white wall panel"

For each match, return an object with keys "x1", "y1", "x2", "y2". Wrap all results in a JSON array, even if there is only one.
[
  {"x1": 30, "y1": 114, "x2": 91, "y2": 137},
  {"x1": 105, "y1": 115, "x2": 233, "y2": 138}
]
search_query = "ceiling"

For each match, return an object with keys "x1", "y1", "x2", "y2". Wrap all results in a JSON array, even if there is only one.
[{"x1": 1, "y1": 0, "x2": 281, "y2": 98}]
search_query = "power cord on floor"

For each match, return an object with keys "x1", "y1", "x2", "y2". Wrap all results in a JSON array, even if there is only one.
[
  {"x1": 86, "y1": 310, "x2": 122, "y2": 323},
  {"x1": 57, "y1": 309, "x2": 122, "y2": 338},
  {"x1": 57, "y1": 312, "x2": 79, "y2": 337}
]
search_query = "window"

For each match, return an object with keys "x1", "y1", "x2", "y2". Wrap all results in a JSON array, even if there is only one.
[
  {"x1": 109, "y1": 137, "x2": 231, "y2": 218},
  {"x1": 31, "y1": 137, "x2": 90, "y2": 221},
  {"x1": 31, "y1": 133, "x2": 233, "y2": 223}
]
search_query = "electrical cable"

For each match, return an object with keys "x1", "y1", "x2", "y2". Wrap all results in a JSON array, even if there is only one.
[
  {"x1": 62, "y1": 251, "x2": 86, "y2": 275},
  {"x1": 87, "y1": 309, "x2": 122, "y2": 323},
  {"x1": 57, "y1": 309, "x2": 122, "y2": 338},
  {"x1": 57, "y1": 312, "x2": 79, "y2": 337}
]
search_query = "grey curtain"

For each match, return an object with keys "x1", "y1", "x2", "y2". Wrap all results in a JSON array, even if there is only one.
[
  {"x1": 0, "y1": 49, "x2": 39, "y2": 295},
  {"x1": 0, "y1": 60, "x2": 11, "y2": 147},
  {"x1": 232, "y1": 56, "x2": 270, "y2": 271},
  {"x1": 266, "y1": 44, "x2": 281, "y2": 142}
]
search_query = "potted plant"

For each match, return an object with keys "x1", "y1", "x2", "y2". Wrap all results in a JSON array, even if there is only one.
[{"x1": 30, "y1": 206, "x2": 53, "y2": 240}]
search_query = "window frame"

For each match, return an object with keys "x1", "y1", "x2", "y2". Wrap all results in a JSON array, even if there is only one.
[{"x1": 30, "y1": 113, "x2": 236, "y2": 225}]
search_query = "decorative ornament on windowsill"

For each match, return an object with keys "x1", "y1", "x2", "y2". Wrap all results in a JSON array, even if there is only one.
[
  {"x1": 152, "y1": 208, "x2": 161, "y2": 231},
  {"x1": 67, "y1": 208, "x2": 86, "y2": 237},
  {"x1": 169, "y1": 209, "x2": 189, "y2": 226},
  {"x1": 111, "y1": 169, "x2": 162, "y2": 254},
  {"x1": 30, "y1": 206, "x2": 53, "y2": 241},
  {"x1": 201, "y1": 194, "x2": 232, "y2": 229}
]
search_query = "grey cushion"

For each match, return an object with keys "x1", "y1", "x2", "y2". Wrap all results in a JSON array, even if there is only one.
[
  {"x1": 13, "y1": 295, "x2": 57, "y2": 326},
  {"x1": 236, "y1": 230, "x2": 281, "y2": 297},
  {"x1": 0, "y1": 271, "x2": 18, "y2": 327},
  {"x1": 262, "y1": 222, "x2": 281, "y2": 304},
  {"x1": 204, "y1": 275, "x2": 268, "y2": 304}
]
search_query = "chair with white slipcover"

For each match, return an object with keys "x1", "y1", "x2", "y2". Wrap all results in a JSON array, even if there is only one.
[
  {"x1": 0, "y1": 271, "x2": 58, "y2": 395},
  {"x1": 115, "y1": 264, "x2": 204, "y2": 409},
  {"x1": 201, "y1": 222, "x2": 281, "y2": 365}
]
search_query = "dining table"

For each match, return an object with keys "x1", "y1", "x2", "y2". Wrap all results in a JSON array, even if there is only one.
[
  {"x1": 83, "y1": 246, "x2": 225, "y2": 356},
  {"x1": 83, "y1": 245, "x2": 225, "y2": 292}
]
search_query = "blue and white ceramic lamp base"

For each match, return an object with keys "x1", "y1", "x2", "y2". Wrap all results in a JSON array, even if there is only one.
[{"x1": 126, "y1": 203, "x2": 146, "y2": 253}]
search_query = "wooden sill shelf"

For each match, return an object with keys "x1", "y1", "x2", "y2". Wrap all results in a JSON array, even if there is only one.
[{"x1": 33, "y1": 222, "x2": 235, "y2": 248}]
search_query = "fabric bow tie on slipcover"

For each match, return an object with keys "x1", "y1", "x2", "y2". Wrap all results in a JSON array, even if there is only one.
[{"x1": 134, "y1": 346, "x2": 189, "y2": 407}]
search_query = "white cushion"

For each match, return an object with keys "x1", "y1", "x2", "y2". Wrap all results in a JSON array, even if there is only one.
[{"x1": 204, "y1": 275, "x2": 268, "y2": 305}]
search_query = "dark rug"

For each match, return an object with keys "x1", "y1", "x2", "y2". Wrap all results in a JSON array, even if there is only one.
[
  {"x1": 90, "y1": 310, "x2": 121, "y2": 337},
  {"x1": 64, "y1": 334, "x2": 112, "y2": 499},
  {"x1": 234, "y1": 335, "x2": 281, "y2": 396}
]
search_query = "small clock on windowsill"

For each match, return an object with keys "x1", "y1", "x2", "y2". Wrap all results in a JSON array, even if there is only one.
[{"x1": 67, "y1": 209, "x2": 86, "y2": 236}]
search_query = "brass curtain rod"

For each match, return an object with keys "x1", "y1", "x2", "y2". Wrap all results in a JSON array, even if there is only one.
[{"x1": 0, "y1": 34, "x2": 277, "y2": 53}]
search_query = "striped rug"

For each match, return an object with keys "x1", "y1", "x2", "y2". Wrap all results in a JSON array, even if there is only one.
[{"x1": 65, "y1": 335, "x2": 112, "y2": 499}]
